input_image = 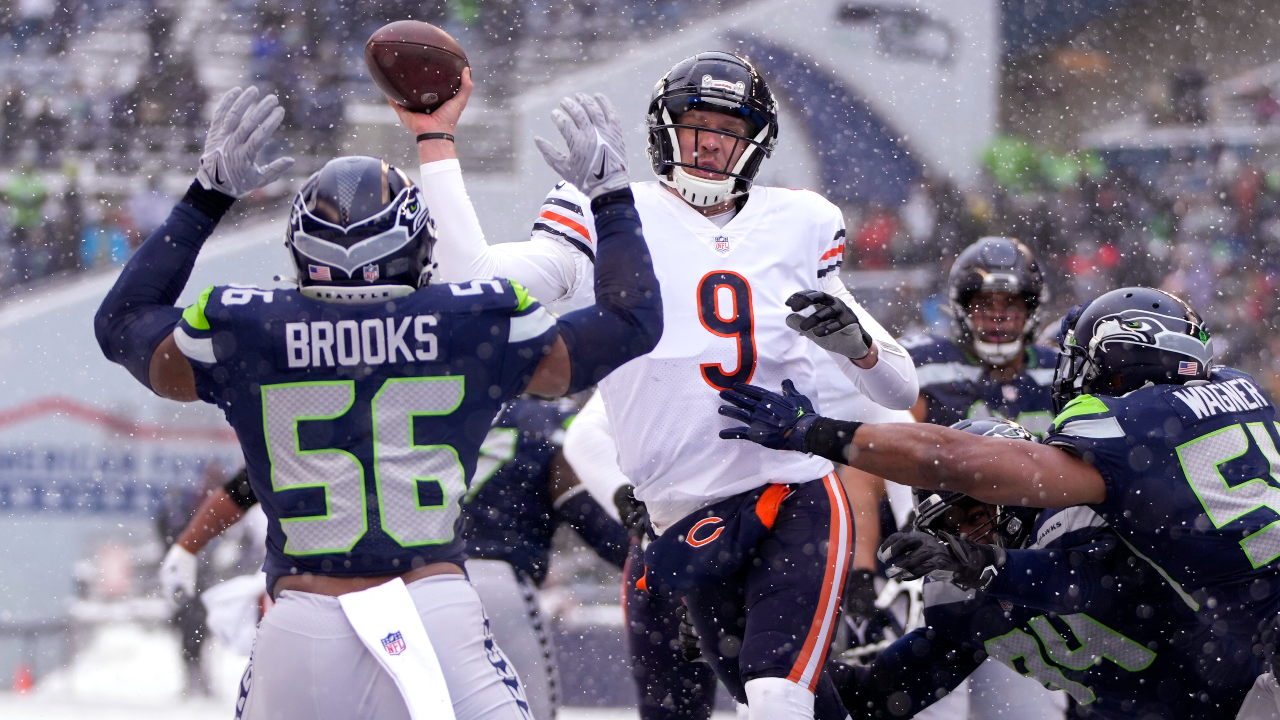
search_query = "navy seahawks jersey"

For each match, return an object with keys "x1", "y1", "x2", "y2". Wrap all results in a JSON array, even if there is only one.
[
  {"x1": 1046, "y1": 367, "x2": 1280, "y2": 649},
  {"x1": 463, "y1": 397, "x2": 575, "y2": 584},
  {"x1": 174, "y1": 279, "x2": 557, "y2": 589},
  {"x1": 899, "y1": 334, "x2": 1058, "y2": 435},
  {"x1": 852, "y1": 507, "x2": 1254, "y2": 719}
]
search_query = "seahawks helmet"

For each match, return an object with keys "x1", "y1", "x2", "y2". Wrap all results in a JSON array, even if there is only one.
[
  {"x1": 948, "y1": 237, "x2": 1045, "y2": 366},
  {"x1": 285, "y1": 156, "x2": 435, "y2": 303},
  {"x1": 1052, "y1": 286, "x2": 1213, "y2": 413},
  {"x1": 646, "y1": 51, "x2": 779, "y2": 207},
  {"x1": 912, "y1": 418, "x2": 1039, "y2": 549}
]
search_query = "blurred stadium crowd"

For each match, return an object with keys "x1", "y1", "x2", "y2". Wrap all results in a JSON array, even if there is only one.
[{"x1": 1, "y1": 1, "x2": 1279, "y2": 393}]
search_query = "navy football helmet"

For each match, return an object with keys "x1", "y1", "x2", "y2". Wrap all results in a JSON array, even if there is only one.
[
  {"x1": 912, "y1": 418, "x2": 1039, "y2": 549},
  {"x1": 948, "y1": 237, "x2": 1046, "y2": 366},
  {"x1": 285, "y1": 156, "x2": 435, "y2": 303},
  {"x1": 646, "y1": 51, "x2": 779, "y2": 207},
  {"x1": 1052, "y1": 287, "x2": 1213, "y2": 413}
]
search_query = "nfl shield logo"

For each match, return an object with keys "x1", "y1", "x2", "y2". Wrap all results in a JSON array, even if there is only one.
[
  {"x1": 381, "y1": 631, "x2": 406, "y2": 656},
  {"x1": 364, "y1": 264, "x2": 381, "y2": 282},
  {"x1": 714, "y1": 236, "x2": 730, "y2": 255}
]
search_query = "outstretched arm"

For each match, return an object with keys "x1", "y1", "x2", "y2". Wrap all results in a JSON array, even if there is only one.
[
  {"x1": 549, "y1": 451, "x2": 630, "y2": 570},
  {"x1": 719, "y1": 383, "x2": 1105, "y2": 508}
]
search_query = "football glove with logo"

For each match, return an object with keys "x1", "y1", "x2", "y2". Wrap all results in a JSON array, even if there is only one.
[
  {"x1": 196, "y1": 86, "x2": 294, "y2": 198},
  {"x1": 534, "y1": 93, "x2": 629, "y2": 199},
  {"x1": 786, "y1": 290, "x2": 874, "y2": 360},
  {"x1": 877, "y1": 530, "x2": 1006, "y2": 591},
  {"x1": 717, "y1": 379, "x2": 818, "y2": 452}
]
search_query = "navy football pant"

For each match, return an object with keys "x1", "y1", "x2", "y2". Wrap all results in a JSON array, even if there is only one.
[
  {"x1": 624, "y1": 539, "x2": 718, "y2": 720},
  {"x1": 680, "y1": 473, "x2": 853, "y2": 720}
]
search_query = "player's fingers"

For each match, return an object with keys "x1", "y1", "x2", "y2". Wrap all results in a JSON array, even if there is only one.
[
  {"x1": 235, "y1": 94, "x2": 280, "y2": 147},
  {"x1": 560, "y1": 95, "x2": 591, "y2": 131},
  {"x1": 807, "y1": 291, "x2": 837, "y2": 307},
  {"x1": 594, "y1": 93, "x2": 622, "y2": 129},
  {"x1": 718, "y1": 427, "x2": 751, "y2": 441},
  {"x1": 717, "y1": 404, "x2": 753, "y2": 424},
  {"x1": 210, "y1": 87, "x2": 243, "y2": 127},
  {"x1": 243, "y1": 105, "x2": 285, "y2": 157},
  {"x1": 717, "y1": 388, "x2": 757, "y2": 410},
  {"x1": 534, "y1": 136, "x2": 571, "y2": 175},
  {"x1": 730, "y1": 382, "x2": 771, "y2": 401},
  {"x1": 577, "y1": 92, "x2": 605, "y2": 128},
  {"x1": 785, "y1": 291, "x2": 818, "y2": 312},
  {"x1": 258, "y1": 156, "x2": 295, "y2": 186},
  {"x1": 224, "y1": 85, "x2": 261, "y2": 136},
  {"x1": 781, "y1": 379, "x2": 800, "y2": 398},
  {"x1": 549, "y1": 108, "x2": 577, "y2": 144},
  {"x1": 784, "y1": 313, "x2": 807, "y2": 334}
]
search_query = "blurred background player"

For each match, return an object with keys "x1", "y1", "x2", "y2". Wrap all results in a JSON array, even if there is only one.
[
  {"x1": 94, "y1": 80, "x2": 662, "y2": 719},
  {"x1": 856, "y1": 418, "x2": 1248, "y2": 719},
  {"x1": 400, "y1": 50, "x2": 918, "y2": 720},
  {"x1": 159, "y1": 398, "x2": 629, "y2": 720}
]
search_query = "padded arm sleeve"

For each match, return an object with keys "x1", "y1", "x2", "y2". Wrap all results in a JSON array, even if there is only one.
[
  {"x1": 563, "y1": 392, "x2": 629, "y2": 519},
  {"x1": 821, "y1": 273, "x2": 919, "y2": 410},
  {"x1": 985, "y1": 537, "x2": 1119, "y2": 616},
  {"x1": 94, "y1": 181, "x2": 235, "y2": 391},
  {"x1": 554, "y1": 485, "x2": 629, "y2": 570},
  {"x1": 555, "y1": 187, "x2": 663, "y2": 393},
  {"x1": 419, "y1": 160, "x2": 578, "y2": 302}
]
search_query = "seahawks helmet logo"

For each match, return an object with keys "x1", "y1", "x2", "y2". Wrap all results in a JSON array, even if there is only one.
[{"x1": 1089, "y1": 310, "x2": 1212, "y2": 364}]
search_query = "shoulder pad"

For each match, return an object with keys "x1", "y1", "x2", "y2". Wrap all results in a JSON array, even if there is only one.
[{"x1": 1051, "y1": 395, "x2": 1125, "y2": 438}]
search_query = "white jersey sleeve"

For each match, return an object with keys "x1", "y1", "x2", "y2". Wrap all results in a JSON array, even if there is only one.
[
  {"x1": 417, "y1": 161, "x2": 583, "y2": 304},
  {"x1": 809, "y1": 207, "x2": 918, "y2": 410},
  {"x1": 562, "y1": 391, "x2": 629, "y2": 521}
]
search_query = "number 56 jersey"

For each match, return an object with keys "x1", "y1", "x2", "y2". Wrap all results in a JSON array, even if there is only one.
[
  {"x1": 1045, "y1": 367, "x2": 1280, "y2": 644},
  {"x1": 173, "y1": 280, "x2": 557, "y2": 588}
]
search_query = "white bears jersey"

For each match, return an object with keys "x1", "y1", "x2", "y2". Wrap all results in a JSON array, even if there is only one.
[
  {"x1": 531, "y1": 181, "x2": 914, "y2": 527},
  {"x1": 418, "y1": 161, "x2": 917, "y2": 529}
]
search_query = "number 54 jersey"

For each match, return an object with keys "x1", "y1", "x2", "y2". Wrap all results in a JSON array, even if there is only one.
[
  {"x1": 173, "y1": 280, "x2": 557, "y2": 589},
  {"x1": 1045, "y1": 367, "x2": 1280, "y2": 646}
]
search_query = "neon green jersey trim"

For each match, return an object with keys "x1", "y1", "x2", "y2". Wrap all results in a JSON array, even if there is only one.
[
  {"x1": 182, "y1": 286, "x2": 214, "y2": 331},
  {"x1": 1053, "y1": 394, "x2": 1110, "y2": 428},
  {"x1": 508, "y1": 279, "x2": 536, "y2": 312}
]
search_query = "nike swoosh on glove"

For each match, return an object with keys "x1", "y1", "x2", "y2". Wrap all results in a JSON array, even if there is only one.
[
  {"x1": 717, "y1": 379, "x2": 820, "y2": 452},
  {"x1": 534, "y1": 93, "x2": 629, "y2": 199},
  {"x1": 786, "y1": 290, "x2": 874, "y2": 360},
  {"x1": 196, "y1": 86, "x2": 295, "y2": 198},
  {"x1": 877, "y1": 531, "x2": 1006, "y2": 591}
]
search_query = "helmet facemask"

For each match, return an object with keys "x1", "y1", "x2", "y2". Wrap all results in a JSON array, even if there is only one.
[{"x1": 652, "y1": 106, "x2": 774, "y2": 207}]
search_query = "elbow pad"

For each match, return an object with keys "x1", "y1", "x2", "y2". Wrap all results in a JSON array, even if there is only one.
[{"x1": 556, "y1": 188, "x2": 663, "y2": 392}]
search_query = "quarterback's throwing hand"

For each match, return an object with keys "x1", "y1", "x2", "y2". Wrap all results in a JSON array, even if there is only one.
[
  {"x1": 717, "y1": 380, "x2": 819, "y2": 452},
  {"x1": 786, "y1": 290, "x2": 874, "y2": 360},
  {"x1": 877, "y1": 531, "x2": 1006, "y2": 591},
  {"x1": 196, "y1": 86, "x2": 295, "y2": 198},
  {"x1": 534, "y1": 93, "x2": 629, "y2": 199}
]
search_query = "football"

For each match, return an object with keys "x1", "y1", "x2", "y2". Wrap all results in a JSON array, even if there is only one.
[{"x1": 364, "y1": 21, "x2": 469, "y2": 113}]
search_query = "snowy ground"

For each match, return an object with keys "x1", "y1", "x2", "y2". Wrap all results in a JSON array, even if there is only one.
[{"x1": 0, "y1": 623, "x2": 735, "y2": 720}]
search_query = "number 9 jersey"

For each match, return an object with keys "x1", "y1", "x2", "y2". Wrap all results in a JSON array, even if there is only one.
[
  {"x1": 173, "y1": 279, "x2": 557, "y2": 592},
  {"x1": 1045, "y1": 366, "x2": 1280, "y2": 647}
]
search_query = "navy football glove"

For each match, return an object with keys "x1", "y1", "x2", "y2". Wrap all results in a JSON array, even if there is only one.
[
  {"x1": 717, "y1": 380, "x2": 820, "y2": 452},
  {"x1": 877, "y1": 531, "x2": 1006, "y2": 591},
  {"x1": 676, "y1": 604, "x2": 703, "y2": 663}
]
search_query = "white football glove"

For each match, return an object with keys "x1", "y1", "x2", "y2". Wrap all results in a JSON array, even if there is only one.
[
  {"x1": 160, "y1": 544, "x2": 198, "y2": 601},
  {"x1": 534, "y1": 93, "x2": 629, "y2": 199},
  {"x1": 195, "y1": 86, "x2": 295, "y2": 198}
]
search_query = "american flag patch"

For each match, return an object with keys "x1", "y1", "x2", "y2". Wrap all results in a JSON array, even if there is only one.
[
  {"x1": 308, "y1": 265, "x2": 331, "y2": 281},
  {"x1": 381, "y1": 631, "x2": 406, "y2": 656},
  {"x1": 1179, "y1": 361, "x2": 1199, "y2": 375}
]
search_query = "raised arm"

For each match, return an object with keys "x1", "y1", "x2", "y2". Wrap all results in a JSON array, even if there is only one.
[
  {"x1": 390, "y1": 69, "x2": 583, "y2": 303},
  {"x1": 718, "y1": 382, "x2": 1105, "y2": 507},
  {"x1": 95, "y1": 87, "x2": 293, "y2": 401},
  {"x1": 523, "y1": 94, "x2": 662, "y2": 397}
]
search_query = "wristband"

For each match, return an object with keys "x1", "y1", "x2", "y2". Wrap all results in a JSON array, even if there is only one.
[
  {"x1": 805, "y1": 417, "x2": 862, "y2": 465},
  {"x1": 416, "y1": 132, "x2": 455, "y2": 143}
]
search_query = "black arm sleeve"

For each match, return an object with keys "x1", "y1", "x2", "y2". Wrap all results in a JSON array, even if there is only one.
[
  {"x1": 555, "y1": 187, "x2": 663, "y2": 393},
  {"x1": 840, "y1": 627, "x2": 980, "y2": 718},
  {"x1": 555, "y1": 486, "x2": 629, "y2": 570},
  {"x1": 222, "y1": 467, "x2": 258, "y2": 511},
  {"x1": 94, "y1": 181, "x2": 234, "y2": 391}
]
